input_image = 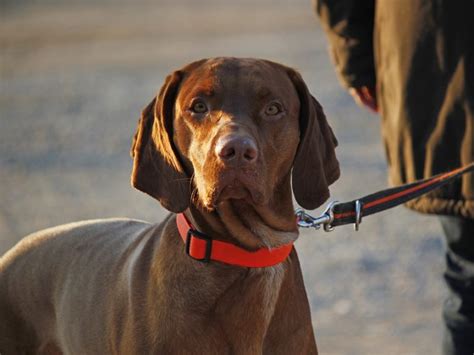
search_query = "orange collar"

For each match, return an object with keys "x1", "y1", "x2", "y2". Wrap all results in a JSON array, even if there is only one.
[{"x1": 176, "y1": 213, "x2": 293, "y2": 268}]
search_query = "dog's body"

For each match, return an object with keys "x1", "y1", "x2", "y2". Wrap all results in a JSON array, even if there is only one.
[
  {"x1": 0, "y1": 218, "x2": 314, "y2": 354},
  {"x1": 0, "y1": 58, "x2": 339, "y2": 354}
]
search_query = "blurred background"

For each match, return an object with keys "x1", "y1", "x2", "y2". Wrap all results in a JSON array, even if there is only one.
[{"x1": 1, "y1": 0, "x2": 445, "y2": 354}]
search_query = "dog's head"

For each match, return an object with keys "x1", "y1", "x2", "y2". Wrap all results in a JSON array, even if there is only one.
[{"x1": 131, "y1": 58, "x2": 339, "y2": 213}]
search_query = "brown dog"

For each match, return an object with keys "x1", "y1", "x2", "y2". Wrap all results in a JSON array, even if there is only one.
[{"x1": 0, "y1": 58, "x2": 339, "y2": 354}]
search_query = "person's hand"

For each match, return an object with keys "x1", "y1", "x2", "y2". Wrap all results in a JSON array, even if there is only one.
[{"x1": 349, "y1": 86, "x2": 378, "y2": 113}]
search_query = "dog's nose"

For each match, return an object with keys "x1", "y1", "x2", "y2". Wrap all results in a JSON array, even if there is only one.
[{"x1": 215, "y1": 135, "x2": 258, "y2": 165}]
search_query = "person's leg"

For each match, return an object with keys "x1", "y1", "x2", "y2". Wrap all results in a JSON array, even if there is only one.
[{"x1": 439, "y1": 216, "x2": 474, "y2": 355}]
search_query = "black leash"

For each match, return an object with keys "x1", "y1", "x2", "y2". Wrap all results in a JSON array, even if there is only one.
[{"x1": 296, "y1": 162, "x2": 474, "y2": 232}]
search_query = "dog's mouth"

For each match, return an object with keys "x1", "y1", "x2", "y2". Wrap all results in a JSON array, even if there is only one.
[
  {"x1": 203, "y1": 169, "x2": 265, "y2": 209},
  {"x1": 215, "y1": 182, "x2": 259, "y2": 206}
]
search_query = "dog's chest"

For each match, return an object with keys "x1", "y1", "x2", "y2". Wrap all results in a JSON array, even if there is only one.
[{"x1": 209, "y1": 263, "x2": 286, "y2": 351}]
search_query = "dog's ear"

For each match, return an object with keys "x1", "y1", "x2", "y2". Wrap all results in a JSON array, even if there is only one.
[
  {"x1": 130, "y1": 71, "x2": 190, "y2": 212},
  {"x1": 288, "y1": 70, "x2": 340, "y2": 210}
]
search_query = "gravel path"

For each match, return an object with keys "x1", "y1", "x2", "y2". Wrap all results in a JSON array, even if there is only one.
[{"x1": 1, "y1": 1, "x2": 445, "y2": 353}]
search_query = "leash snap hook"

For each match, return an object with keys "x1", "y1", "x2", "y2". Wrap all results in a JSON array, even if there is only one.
[
  {"x1": 295, "y1": 208, "x2": 321, "y2": 229},
  {"x1": 295, "y1": 201, "x2": 339, "y2": 232}
]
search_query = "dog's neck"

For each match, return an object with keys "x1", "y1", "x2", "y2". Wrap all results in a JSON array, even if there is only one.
[
  {"x1": 186, "y1": 174, "x2": 298, "y2": 250},
  {"x1": 157, "y1": 175, "x2": 297, "y2": 350},
  {"x1": 168, "y1": 198, "x2": 295, "y2": 349}
]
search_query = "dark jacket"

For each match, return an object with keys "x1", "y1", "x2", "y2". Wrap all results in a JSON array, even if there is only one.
[{"x1": 316, "y1": 0, "x2": 474, "y2": 218}]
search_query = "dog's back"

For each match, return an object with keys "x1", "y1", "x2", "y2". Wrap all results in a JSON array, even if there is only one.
[{"x1": 0, "y1": 218, "x2": 162, "y2": 354}]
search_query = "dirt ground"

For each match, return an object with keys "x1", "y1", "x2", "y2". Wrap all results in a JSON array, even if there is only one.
[{"x1": 1, "y1": 1, "x2": 446, "y2": 354}]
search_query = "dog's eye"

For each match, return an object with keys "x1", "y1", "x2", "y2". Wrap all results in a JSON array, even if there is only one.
[
  {"x1": 265, "y1": 103, "x2": 282, "y2": 116},
  {"x1": 190, "y1": 101, "x2": 208, "y2": 114}
]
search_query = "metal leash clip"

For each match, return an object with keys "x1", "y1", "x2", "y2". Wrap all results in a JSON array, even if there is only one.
[{"x1": 295, "y1": 201, "x2": 339, "y2": 232}]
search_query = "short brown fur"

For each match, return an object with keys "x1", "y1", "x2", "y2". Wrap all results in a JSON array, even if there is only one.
[{"x1": 0, "y1": 58, "x2": 339, "y2": 354}]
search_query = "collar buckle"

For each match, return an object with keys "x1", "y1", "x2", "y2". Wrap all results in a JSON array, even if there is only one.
[{"x1": 185, "y1": 229, "x2": 212, "y2": 263}]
